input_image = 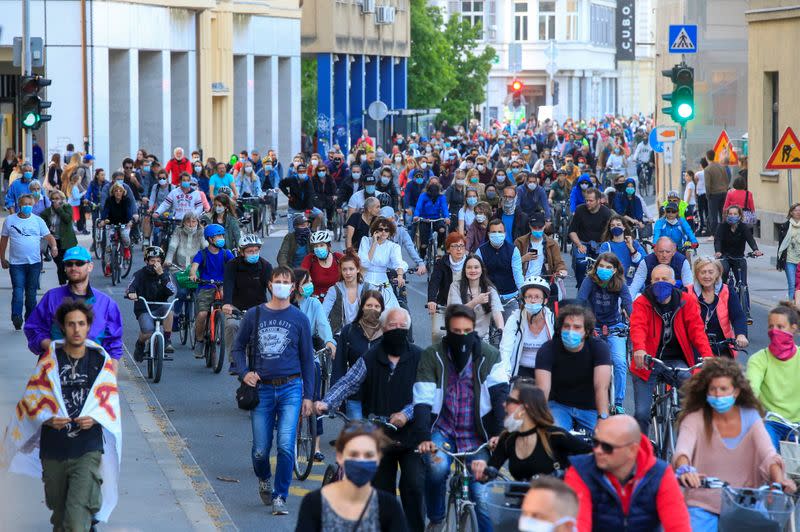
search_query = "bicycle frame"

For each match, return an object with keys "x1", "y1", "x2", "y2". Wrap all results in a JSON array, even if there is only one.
[{"x1": 139, "y1": 298, "x2": 177, "y2": 351}]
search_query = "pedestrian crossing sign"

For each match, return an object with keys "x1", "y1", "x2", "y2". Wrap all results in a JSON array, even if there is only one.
[
  {"x1": 712, "y1": 130, "x2": 739, "y2": 166},
  {"x1": 765, "y1": 127, "x2": 800, "y2": 170},
  {"x1": 669, "y1": 25, "x2": 697, "y2": 54}
]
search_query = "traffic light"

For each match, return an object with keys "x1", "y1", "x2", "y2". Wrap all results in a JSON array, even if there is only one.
[
  {"x1": 661, "y1": 62, "x2": 694, "y2": 125},
  {"x1": 20, "y1": 75, "x2": 51, "y2": 130},
  {"x1": 511, "y1": 79, "x2": 523, "y2": 93},
  {"x1": 510, "y1": 79, "x2": 524, "y2": 107}
]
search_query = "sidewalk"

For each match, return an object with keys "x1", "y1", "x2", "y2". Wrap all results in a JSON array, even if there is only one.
[{"x1": 0, "y1": 248, "x2": 224, "y2": 531}]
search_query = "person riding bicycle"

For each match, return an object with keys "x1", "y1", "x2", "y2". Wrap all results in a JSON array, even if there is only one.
[
  {"x1": 154, "y1": 172, "x2": 205, "y2": 221},
  {"x1": 204, "y1": 192, "x2": 240, "y2": 251},
  {"x1": 660, "y1": 190, "x2": 688, "y2": 219},
  {"x1": 413, "y1": 178, "x2": 449, "y2": 260},
  {"x1": 598, "y1": 215, "x2": 646, "y2": 286},
  {"x1": 222, "y1": 234, "x2": 271, "y2": 374},
  {"x1": 426, "y1": 232, "x2": 467, "y2": 343},
  {"x1": 381, "y1": 206, "x2": 427, "y2": 278},
  {"x1": 629, "y1": 237, "x2": 694, "y2": 297},
  {"x1": 500, "y1": 276, "x2": 555, "y2": 380},
  {"x1": 300, "y1": 230, "x2": 343, "y2": 299},
  {"x1": 447, "y1": 254, "x2": 504, "y2": 343},
  {"x1": 357, "y1": 216, "x2": 406, "y2": 310},
  {"x1": 653, "y1": 201, "x2": 697, "y2": 251},
  {"x1": 565, "y1": 415, "x2": 691, "y2": 532},
  {"x1": 145, "y1": 172, "x2": 173, "y2": 246},
  {"x1": 714, "y1": 204, "x2": 762, "y2": 321},
  {"x1": 674, "y1": 357, "x2": 795, "y2": 530},
  {"x1": 280, "y1": 161, "x2": 315, "y2": 232},
  {"x1": 689, "y1": 256, "x2": 748, "y2": 359},
  {"x1": 629, "y1": 264, "x2": 714, "y2": 434},
  {"x1": 189, "y1": 223, "x2": 234, "y2": 358},
  {"x1": 747, "y1": 302, "x2": 800, "y2": 451},
  {"x1": 277, "y1": 213, "x2": 313, "y2": 268},
  {"x1": 414, "y1": 304, "x2": 509, "y2": 532},
  {"x1": 164, "y1": 212, "x2": 206, "y2": 323},
  {"x1": 310, "y1": 163, "x2": 337, "y2": 230},
  {"x1": 613, "y1": 177, "x2": 646, "y2": 230},
  {"x1": 516, "y1": 172, "x2": 552, "y2": 222},
  {"x1": 314, "y1": 307, "x2": 424, "y2": 531},
  {"x1": 376, "y1": 166, "x2": 399, "y2": 211},
  {"x1": 471, "y1": 379, "x2": 592, "y2": 482},
  {"x1": 515, "y1": 212, "x2": 568, "y2": 300},
  {"x1": 568, "y1": 174, "x2": 592, "y2": 214},
  {"x1": 568, "y1": 188, "x2": 613, "y2": 288},
  {"x1": 99, "y1": 182, "x2": 137, "y2": 272},
  {"x1": 125, "y1": 246, "x2": 176, "y2": 361},
  {"x1": 476, "y1": 219, "x2": 525, "y2": 322}
]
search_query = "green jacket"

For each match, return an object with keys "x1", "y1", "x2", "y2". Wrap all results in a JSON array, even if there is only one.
[
  {"x1": 277, "y1": 233, "x2": 309, "y2": 268},
  {"x1": 412, "y1": 339, "x2": 509, "y2": 442},
  {"x1": 41, "y1": 204, "x2": 78, "y2": 249},
  {"x1": 661, "y1": 199, "x2": 688, "y2": 219}
]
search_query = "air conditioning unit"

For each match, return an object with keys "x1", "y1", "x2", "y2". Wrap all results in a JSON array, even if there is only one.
[
  {"x1": 362, "y1": 0, "x2": 376, "y2": 14},
  {"x1": 375, "y1": 5, "x2": 395, "y2": 24}
]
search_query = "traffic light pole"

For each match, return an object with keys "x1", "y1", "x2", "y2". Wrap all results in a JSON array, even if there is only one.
[{"x1": 21, "y1": 0, "x2": 32, "y2": 164}]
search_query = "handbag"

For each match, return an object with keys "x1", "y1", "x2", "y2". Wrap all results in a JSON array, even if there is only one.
[
  {"x1": 742, "y1": 191, "x2": 757, "y2": 225},
  {"x1": 235, "y1": 306, "x2": 260, "y2": 410}
]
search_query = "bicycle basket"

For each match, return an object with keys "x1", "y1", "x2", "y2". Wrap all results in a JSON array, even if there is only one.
[
  {"x1": 175, "y1": 266, "x2": 198, "y2": 290},
  {"x1": 780, "y1": 438, "x2": 800, "y2": 481},
  {"x1": 484, "y1": 481, "x2": 527, "y2": 529},
  {"x1": 719, "y1": 485, "x2": 794, "y2": 532}
]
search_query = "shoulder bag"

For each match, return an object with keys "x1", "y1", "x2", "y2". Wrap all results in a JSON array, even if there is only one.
[
  {"x1": 742, "y1": 190, "x2": 757, "y2": 225},
  {"x1": 235, "y1": 306, "x2": 261, "y2": 410}
]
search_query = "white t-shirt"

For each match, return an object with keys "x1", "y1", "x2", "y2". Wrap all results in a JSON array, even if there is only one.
[
  {"x1": 684, "y1": 181, "x2": 697, "y2": 206},
  {"x1": 458, "y1": 207, "x2": 476, "y2": 227},
  {"x1": 1, "y1": 213, "x2": 50, "y2": 265},
  {"x1": 520, "y1": 322, "x2": 551, "y2": 368},
  {"x1": 524, "y1": 239, "x2": 545, "y2": 277},
  {"x1": 695, "y1": 170, "x2": 706, "y2": 195}
]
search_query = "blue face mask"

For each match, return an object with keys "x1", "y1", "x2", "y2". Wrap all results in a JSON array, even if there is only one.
[
  {"x1": 299, "y1": 173, "x2": 308, "y2": 181},
  {"x1": 561, "y1": 329, "x2": 584, "y2": 350},
  {"x1": 20, "y1": 205, "x2": 33, "y2": 216},
  {"x1": 301, "y1": 282, "x2": 314, "y2": 298},
  {"x1": 181, "y1": 181, "x2": 191, "y2": 189},
  {"x1": 727, "y1": 215, "x2": 740, "y2": 225},
  {"x1": 365, "y1": 185, "x2": 376, "y2": 194},
  {"x1": 344, "y1": 459, "x2": 378, "y2": 487},
  {"x1": 651, "y1": 281, "x2": 673, "y2": 303},
  {"x1": 525, "y1": 303, "x2": 543, "y2": 315},
  {"x1": 610, "y1": 226, "x2": 625, "y2": 237},
  {"x1": 596, "y1": 267, "x2": 615, "y2": 282},
  {"x1": 489, "y1": 232, "x2": 505, "y2": 247},
  {"x1": 626, "y1": 186, "x2": 636, "y2": 195},
  {"x1": 23, "y1": 171, "x2": 33, "y2": 180},
  {"x1": 214, "y1": 238, "x2": 225, "y2": 248},
  {"x1": 143, "y1": 166, "x2": 151, "y2": 173},
  {"x1": 531, "y1": 230, "x2": 544, "y2": 239},
  {"x1": 314, "y1": 247, "x2": 329, "y2": 260},
  {"x1": 245, "y1": 254, "x2": 260, "y2": 264},
  {"x1": 115, "y1": 179, "x2": 124, "y2": 186},
  {"x1": 415, "y1": 177, "x2": 424, "y2": 184},
  {"x1": 707, "y1": 394, "x2": 736, "y2": 413},
  {"x1": 466, "y1": 197, "x2": 478, "y2": 206}
]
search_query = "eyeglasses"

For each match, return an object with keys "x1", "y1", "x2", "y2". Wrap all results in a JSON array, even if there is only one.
[
  {"x1": 449, "y1": 244, "x2": 465, "y2": 250},
  {"x1": 665, "y1": 209, "x2": 678, "y2": 213},
  {"x1": 591, "y1": 437, "x2": 636, "y2": 454},
  {"x1": 374, "y1": 227, "x2": 389, "y2": 233},
  {"x1": 64, "y1": 261, "x2": 88, "y2": 268}
]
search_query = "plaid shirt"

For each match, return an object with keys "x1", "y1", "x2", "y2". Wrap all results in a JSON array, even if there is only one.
[
  {"x1": 434, "y1": 358, "x2": 482, "y2": 452},
  {"x1": 322, "y1": 358, "x2": 414, "y2": 421}
]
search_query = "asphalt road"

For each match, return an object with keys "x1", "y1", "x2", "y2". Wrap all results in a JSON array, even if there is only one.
[{"x1": 94, "y1": 224, "x2": 773, "y2": 531}]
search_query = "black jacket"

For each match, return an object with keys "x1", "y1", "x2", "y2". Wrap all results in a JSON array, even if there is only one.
[
  {"x1": 331, "y1": 322, "x2": 382, "y2": 387},
  {"x1": 311, "y1": 176, "x2": 337, "y2": 210},
  {"x1": 427, "y1": 256, "x2": 455, "y2": 306},
  {"x1": 125, "y1": 266, "x2": 175, "y2": 317},
  {"x1": 295, "y1": 488, "x2": 407, "y2": 532},
  {"x1": 279, "y1": 175, "x2": 315, "y2": 211},
  {"x1": 222, "y1": 256, "x2": 271, "y2": 311}
]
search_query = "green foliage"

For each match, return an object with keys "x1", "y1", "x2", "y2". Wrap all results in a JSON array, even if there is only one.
[{"x1": 301, "y1": 57, "x2": 318, "y2": 136}]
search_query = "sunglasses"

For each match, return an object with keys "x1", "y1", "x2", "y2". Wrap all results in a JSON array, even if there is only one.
[
  {"x1": 591, "y1": 437, "x2": 635, "y2": 454},
  {"x1": 64, "y1": 260, "x2": 88, "y2": 268},
  {"x1": 665, "y1": 209, "x2": 678, "y2": 214},
  {"x1": 374, "y1": 227, "x2": 390, "y2": 233}
]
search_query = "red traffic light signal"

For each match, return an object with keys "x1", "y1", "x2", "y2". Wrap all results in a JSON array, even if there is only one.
[{"x1": 511, "y1": 79, "x2": 523, "y2": 92}]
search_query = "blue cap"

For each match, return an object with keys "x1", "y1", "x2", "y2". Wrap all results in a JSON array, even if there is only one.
[
  {"x1": 63, "y1": 246, "x2": 92, "y2": 262},
  {"x1": 83, "y1": 154, "x2": 95, "y2": 162}
]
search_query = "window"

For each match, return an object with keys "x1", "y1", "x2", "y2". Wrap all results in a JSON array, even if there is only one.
[
  {"x1": 538, "y1": 0, "x2": 555, "y2": 40},
  {"x1": 514, "y1": 2, "x2": 529, "y2": 41},
  {"x1": 590, "y1": 4, "x2": 614, "y2": 47},
  {"x1": 766, "y1": 72, "x2": 779, "y2": 158},
  {"x1": 461, "y1": 1, "x2": 484, "y2": 29},
  {"x1": 564, "y1": 0, "x2": 578, "y2": 40}
]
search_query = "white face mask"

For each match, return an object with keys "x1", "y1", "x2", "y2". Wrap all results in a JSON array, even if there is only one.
[
  {"x1": 518, "y1": 516, "x2": 575, "y2": 532},
  {"x1": 503, "y1": 406, "x2": 524, "y2": 432},
  {"x1": 272, "y1": 282, "x2": 292, "y2": 300},
  {"x1": 456, "y1": 179, "x2": 465, "y2": 186},
  {"x1": 394, "y1": 156, "x2": 402, "y2": 163},
  {"x1": 310, "y1": 159, "x2": 319, "y2": 167},
  {"x1": 215, "y1": 206, "x2": 225, "y2": 214},
  {"x1": 420, "y1": 162, "x2": 428, "y2": 169}
]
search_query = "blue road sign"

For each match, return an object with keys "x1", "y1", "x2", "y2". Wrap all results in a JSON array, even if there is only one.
[
  {"x1": 669, "y1": 25, "x2": 697, "y2": 54},
  {"x1": 649, "y1": 128, "x2": 664, "y2": 153}
]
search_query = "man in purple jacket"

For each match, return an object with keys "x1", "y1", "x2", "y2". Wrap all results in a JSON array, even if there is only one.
[{"x1": 24, "y1": 246, "x2": 124, "y2": 371}]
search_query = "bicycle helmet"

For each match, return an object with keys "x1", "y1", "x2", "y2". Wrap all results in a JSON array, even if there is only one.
[
  {"x1": 204, "y1": 223, "x2": 225, "y2": 239},
  {"x1": 216, "y1": 186, "x2": 232, "y2": 197},
  {"x1": 144, "y1": 246, "x2": 165, "y2": 262},
  {"x1": 520, "y1": 275, "x2": 551, "y2": 298},
  {"x1": 377, "y1": 192, "x2": 392, "y2": 208},
  {"x1": 239, "y1": 234, "x2": 262, "y2": 249},
  {"x1": 310, "y1": 230, "x2": 332, "y2": 245}
]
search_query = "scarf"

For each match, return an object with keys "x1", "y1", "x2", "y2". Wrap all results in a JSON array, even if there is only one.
[
  {"x1": 779, "y1": 219, "x2": 800, "y2": 255},
  {"x1": 359, "y1": 309, "x2": 383, "y2": 341},
  {"x1": 449, "y1": 255, "x2": 466, "y2": 273}
]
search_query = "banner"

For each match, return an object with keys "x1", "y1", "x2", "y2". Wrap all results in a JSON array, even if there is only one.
[{"x1": 616, "y1": 0, "x2": 635, "y2": 61}]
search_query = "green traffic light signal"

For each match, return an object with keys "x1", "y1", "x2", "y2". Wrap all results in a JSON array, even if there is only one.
[
  {"x1": 661, "y1": 62, "x2": 694, "y2": 125},
  {"x1": 19, "y1": 75, "x2": 51, "y2": 130},
  {"x1": 22, "y1": 111, "x2": 39, "y2": 128}
]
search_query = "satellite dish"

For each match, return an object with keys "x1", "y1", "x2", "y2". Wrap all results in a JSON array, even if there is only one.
[{"x1": 368, "y1": 101, "x2": 389, "y2": 121}]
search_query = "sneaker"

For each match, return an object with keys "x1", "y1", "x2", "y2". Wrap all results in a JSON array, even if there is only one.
[
  {"x1": 194, "y1": 341, "x2": 205, "y2": 359},
  {"x1": 133, "y1": 341, "x2": 145, "y2": 362},
  {"x1": 165, "y1": 341, "x2": 175, "y2": 354},
  {"x1": 11, "y1": 315, "x2": 23, "y2": 330},
  {"x1": 104, "y1": 264, "x2": 111, "y2": 277},
  {"x1": 258, "y1": 479, "x2": 272, "y2": 506},
  {"x1": 272, "y1": 496, "x2": 288, "y2": 515},
  {"x1": 614, "y1": 405, "x2": 626, "y2": 415},
  {"x1": 313, "y1": 451, "x2": 325, "y2": 462},
  {"x1": 123, "y1": 248, "x2": 131, "y2": 260}
]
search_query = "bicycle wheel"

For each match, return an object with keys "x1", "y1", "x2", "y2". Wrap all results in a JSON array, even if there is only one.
[
  {"x1": 121, "y1": 247, "x2": 133, "y2": 279},
  {"x1": 111, "y1": 245, "x2": 120, "y2": 286},
  {"x1": 322, "y1": 464, "x2": 339, "y2": 486},
  {"x1": 93, "y1": 225, "x2": 103, "y2": 260},
  {"x1": 212, "y1": 310, "x2": 226, "y2": 374},
  {"x1": 293, "y1": 414, "x2": 317, "y2": 480},
  {"x1": 146, "y1": 339, "x2": 154, "y2": 379},
  {"x1": 458, "y1": 505, "x2": 479, "y2": 532},
  {"x1": 152, "y1": 333, "x2": 164, "y2": 383},
  {"x1": 204, "y1": 317, "x2": 214, "y2": 368},
  {"x1": 178, "y1": 310, "x2": 189, "y2": 345}
]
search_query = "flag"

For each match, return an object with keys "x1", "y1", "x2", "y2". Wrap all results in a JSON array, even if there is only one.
[{"x1": 0, "y1": 339, "x2": 122, "y2": 522}]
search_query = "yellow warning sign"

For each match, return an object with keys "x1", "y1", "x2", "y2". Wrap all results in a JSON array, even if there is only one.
[
  {"x1": 765, "y1": 127, "x2": 800, "y2": 170},
  {"x1": 712, "y1": 130, "x2": 739, "y2": 166}
]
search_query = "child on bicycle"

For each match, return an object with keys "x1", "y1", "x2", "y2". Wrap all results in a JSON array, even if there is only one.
[
  {"x1": 125, "y1": 246, "x2": 176, "y2": 361},
  {"x1": 189, "y1": 223, "x2": 234, "y2": 358}
]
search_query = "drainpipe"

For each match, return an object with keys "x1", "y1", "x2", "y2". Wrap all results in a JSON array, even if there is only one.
[{"x1": 81, "y1": 0, "x2": 89, "y2": 152}]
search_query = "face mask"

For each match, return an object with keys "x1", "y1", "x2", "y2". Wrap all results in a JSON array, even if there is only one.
[
  {"x1": 666, "y1": 217, "x2": 678, "y2": 225},
  {"x1": 614, "y1": 149, "x2": 621, "y2": 155},
  {"x1": 596, "y1": 267, "x2": 615, "y2": 282},
  {"x1": 214, "y1": 238, "x2": 225, "y2": 248},
  {"x1": 158, "y1": 179, "x2": 167, "y2": 186},
  {"x1": 272, "y1": 282, "x2": 292, "y2": 300},
  {"x1": 503, "y1": 407, "x2": 524, "y2": 432},
  {"x1": 314, "y1": 247, "x2": 329, "y2": 260},
  {"x1": 486, "y1": 191, "x2": 497, "y2": 200},
  {"x1": 610, "y1": 226, "x2": 625, "y2": 237},
  {"x1": 23, "y1": 171, "x2": 33, "y2": 180},
  {"x1": 727, "y1": 215, "x2": 740, "y2": 225},
  {"x1": 466, "y1": 197, "x2": 478, "y2": 207},
  {"x1": 264, "y1": 164, "x2": 273, "y2": 172},
  {"x1": 456, "y1": 179, "x2": 466, "y2": 187},
  {"x1": 245, "y1": 254, "x2": 260, "y2": 264},
  {"x1": 503, "y1": 199, "x2": 516, "y2": 213},
  {"x1": 343, "y1": 460, "x2": 378, "y2": 488},
  {"x1": 116, "y1": 179, "x2": 125, "y2": 186},
  {"x1": 475, "y1": 214, "x2": 487, "y2": 223},
  {"x1": 361, "y1": 307, "x2": 381, "y2": 326},
  {"x1": 425, "y1": 146, "x2": 433, "y2": 153},
  {"x1": 518, "y1": 516, "x2": 574, "y2": 532},
  {"x1": 382, "y1": 328, "x2": 409, "y2": 353},
  {"x1": 144, "y1": 166, "x2": 152, "y2": 173},
  {"x1": 394, "y1": 156, "x2": 402, "y2": 163},
  {"x1": 377, "y1": 176, "x2": 389, "y2": 185},
  {"x1": 526, "y1": 182, "x2": 537, "y2": 191},
  {"x1": 299, "y1": 173, "x2": 309, "y2": 181},
  {"x1": 768, "y1": 328, "x2": 797, "y2": 361},
  {"x1": 181, "y1": 182, "x2": 191, "y2": 189},
  {"x1": 352, "y1": 172, "x2": 361, "y2": 180},
  {"x1": 561, "y1": 329, "x2": 584, "y2": 350},
  {"x1": 489, "y1": 232, "x2": 505, "y2": 247},
  {"x1": 477, "y1": 164, "x2": 485, "y2": 171},
  {"x1": 446, "y1": 331, "x2": 475, "y2": 370},
  {"x1": 184, "y1": 226, "x2": 197, "y2": 234},
  {"x1": 525, "y1": 303, "x2": 543, "y2": 315},
  {"x1": 415, "y1": 177, "x2": 424, "y2": 185},
  {"x1": 32, "y1": 192, "x2": 40, "y2": 199},
  {"x1": 496, "y1": 175, "x2": 506, "y2": 182},
  {"x1": 310, "y1": 159, "x2": 319, "y2": 167},
  {"x1": 301, "y1": 282, "x2": 314, "y2": 298},
  {"x1": 215, "y1": 206, "x2": 225, "y2": 214},
  {"x1": 707, "y1": 394, "x2": 736, "y2": 414},
  {"x1": 428, "y1": 185, "x2": 440, "y2": 196},
  {"x1": 580, "y1": 183, "x2": 589, "y2": 190},
  {"x1": 420, "y1": 162, "x2": 428, "y2": 169},
  {"x1": 20, "y1": 205, "x2": 33, "y2": 216},
  {"x1": 365, "y1": 185, "x2": 376, "y2": 194},
  {"x1": 360, "y1": 155, "x2": 367, "y2": 163},
  {"x1": 245, "y1": 167, "x2": 253, "y2": 174},
  {"x1": 318, "y1": 171, "x2": 326, "y2": 178},
  {"x1": 626, "y1": 186, "x2": 635, "y2": 195},
  {"x1": 523, "y1": 149, "x2": 530, "y2": 155},
  {"x1": 651, "y1": 281, "x2": 673, "y2": 303}
]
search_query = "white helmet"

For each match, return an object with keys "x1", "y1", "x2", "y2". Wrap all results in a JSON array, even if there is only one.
[
  {"x1": 310, "y1": 230, "x2": 332, "y2": 245},
  {"x1": 520, "y1": 275, "x2": 550, "y2": 298},
  {"x1": 239, "y1": 234, "x2": 262, "y2": 249}
]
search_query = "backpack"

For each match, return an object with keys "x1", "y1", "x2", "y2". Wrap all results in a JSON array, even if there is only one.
[{"x1": 198, "y1": 247, "x2": 232, "y2": 277}]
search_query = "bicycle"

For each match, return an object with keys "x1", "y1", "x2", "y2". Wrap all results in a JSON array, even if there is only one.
[
  {"x1": 332, "y1": 205, "x2": 347, "y2": 242},
  {"x1": 414, "y1": 217, "x2": 448, "y2": 281},
  {"x1": 237, "y1": 196, "x2": 263, "y2": 234},
  {"x1": 151, "y1": 215, "x2": 181, "y2": 253},
  {"x1": 555, "y1": 200, "x2": 570, "y2": 253},
  {"x1": 316, "y1": 345, "x2": 334, "y2": 399},
  {"x1": 103, "y1": 223, "x2": 133, "y2": 286},
  {"x1": 294, "y1": 348, "x2": 334, "y2": 482},
  {"x1": 707, "y1": 335, "x2": 749, "y2": 359},
  {"x1": 198, "y1": 280, "x2": 226, "y2": 374},
  {"x1": 644, "y1": 354, "x2": 704, "y2": 462},
  {"x1": 720, "y1": 252, "x2": 757, "y2": 325},
  {"x1": 596, "y1": 324, "x2": 631, "y2": 415},
  {"x1": 136, "y1": 298, "x2": 176, "y2": 384},
  {"x1": 695, "y1": 477, "x2": 795, "y2": 531},
  {"x1": 431, "y1": 441, "x2": 490, "y2": 532},
  {"x1": 480, "y1": 471, "x2": 529, "y2": 530},
  {"x1": 765, "y1": 412, "x2": 800, "y2": 481}
]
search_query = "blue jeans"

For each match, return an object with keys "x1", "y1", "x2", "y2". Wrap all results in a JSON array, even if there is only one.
[
  {"x1": 688, "y1": 506, "x2": 718, "y2": 531},
  {"x1": 345, "y1": 400, "x2": 363, "y2": 421},
  {"x1": 9, "y1": 262, "x2": 42, "y2": 319},
  {"x1": 598, "y1": 325, "x2": 627, "y2": 406},
  {"x1": 549, "y1": 401, "x2": 598, "y2": 433},
  {"x1": 786, "y1": 262, "x2": 797, "y2": 299},
  {"x1": 423, "y1": 431, "x2": 492, "y2": 532},
  {"x1": 571, "y1": 245, "x2": 596, "y2": 288},
  {"x1": 250, "y1": 378, "x2": 302, "y2": 500},
  {"x1": 632, "y1": 359, "x2": 688, "y2": 434},
  {"x1": 765, "y1": 420, "x2": 796, "y2": 452}
]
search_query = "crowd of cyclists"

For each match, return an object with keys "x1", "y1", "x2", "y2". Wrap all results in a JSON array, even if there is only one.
[{"x1": 4, "y1": 113, "x2": 800, "y2": 532}]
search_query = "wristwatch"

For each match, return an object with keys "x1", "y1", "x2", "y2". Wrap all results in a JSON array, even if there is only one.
[{"x1": 599, "y1": 412, "x2": 609, "y2": 420}]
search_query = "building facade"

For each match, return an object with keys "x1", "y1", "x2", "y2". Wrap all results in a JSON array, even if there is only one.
[
  {"x1": 301, "y1": 0, "x2": 410, "y2": 153},
  {"x1": 0, "y1": 0, "x2": 301, "y2": 172}
]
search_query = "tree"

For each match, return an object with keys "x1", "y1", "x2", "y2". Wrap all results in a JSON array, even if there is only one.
[
  {"x1": 301, "y1": 57, "x2": 318, "y2": 137},
  {"x1": 408, "y1": 0, "x2": 456, "y2": 109}
]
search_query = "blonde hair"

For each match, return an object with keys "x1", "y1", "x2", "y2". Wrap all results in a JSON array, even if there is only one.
[{"x1": 692, "y1": 256, "x2": 723, "y2": 280}]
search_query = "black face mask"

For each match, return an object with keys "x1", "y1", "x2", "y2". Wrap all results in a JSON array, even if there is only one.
[
  {"x1": 428, "y1": 185, "x2": 440, "y2": 197},
  {"x1": 382, "y1": 328, "x2": 409, "y2": 354},
  {"x1": 615, "y1": 182, "x2": 626, "y2": 192},
  {"x1": 445, "y1": 331, "x2": 476, "y2": 372}
]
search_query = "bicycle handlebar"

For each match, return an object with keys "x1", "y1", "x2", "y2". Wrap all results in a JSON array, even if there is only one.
[
  {"x1": 643, "y1": 355, "x2": 704, "y2": 373},
  {"x1": 765, "y1": 411, "x2": 800, "y2": 430},
  {"x1": 136, "y1": 298, "x2": 177, "y2": 320}
]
